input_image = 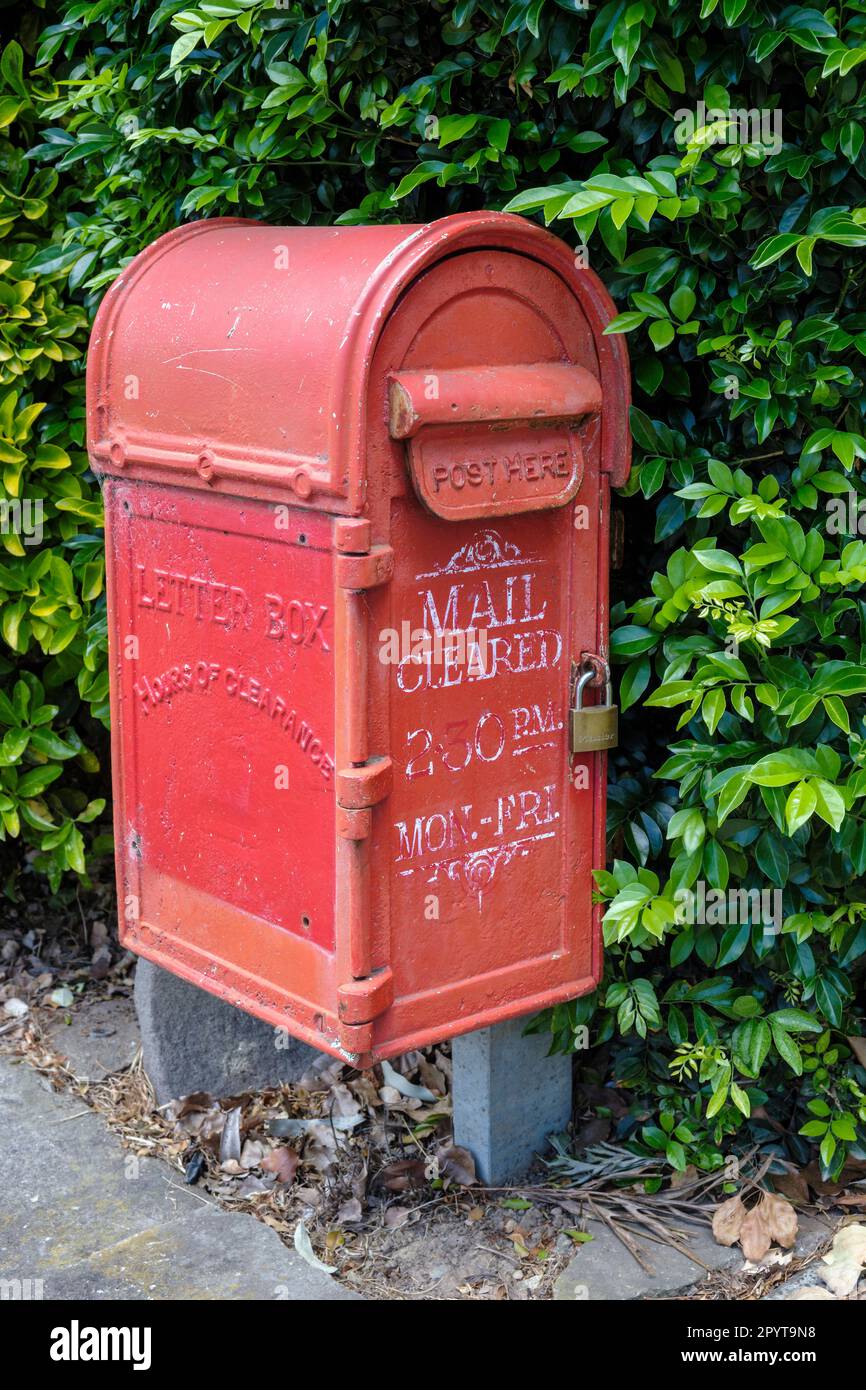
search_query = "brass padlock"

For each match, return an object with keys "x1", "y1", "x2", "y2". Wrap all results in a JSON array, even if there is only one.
[{"x1": 569, "y1": 665, "x2": 618, "y2": 753}]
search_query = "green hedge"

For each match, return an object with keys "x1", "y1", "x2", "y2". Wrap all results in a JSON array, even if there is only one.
[{"x1": 4, "y1": 0, "x2": 865, "y2": 1175}]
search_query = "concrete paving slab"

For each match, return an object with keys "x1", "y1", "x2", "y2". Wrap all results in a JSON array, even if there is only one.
[
  {"x1": 0, "y1": 1054, "x2": 360, "y2": 1301},
  {"x1": 554, "y1": 1210, "x2": 832, "y2": 1300},
  {"x1": 43, "y1": 993, "x2": 141, "y2": 1079}
]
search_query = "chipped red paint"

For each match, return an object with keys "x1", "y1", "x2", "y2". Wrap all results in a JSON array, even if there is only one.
[{"x1": 88, "y1": 212, "x2": 630, "y2": 1067}]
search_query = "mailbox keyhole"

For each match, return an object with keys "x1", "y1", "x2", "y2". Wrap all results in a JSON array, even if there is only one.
[
  {"x1": 301, "y1": 913, "x2": 311, "y2": 932},
  {"x1": 298, "y1": 533, "x2": 307, "y2": 546}
]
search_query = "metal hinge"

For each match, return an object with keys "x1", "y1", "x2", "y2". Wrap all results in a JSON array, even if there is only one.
[
  {"x1": 337, "y1": 967, "x2": 394, "y2": 1027},
  {"x1": 336, "y1": 755, "x2": 393, "y2": 809},
  {"x1": 336, "y1": 545, "x2": 394, "y2": 591}
]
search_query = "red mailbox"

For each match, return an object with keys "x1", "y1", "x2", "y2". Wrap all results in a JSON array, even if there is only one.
[{"x1": 87, "y1": 212, "x2": 630, "y2": 1067}]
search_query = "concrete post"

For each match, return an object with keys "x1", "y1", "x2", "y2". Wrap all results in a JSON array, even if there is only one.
[
  {"x1": 134, "y1": 958, "x2": 318, "y2": 1105},
  {"x1": 451, "y1": 1015, "x2": 573, "y2": 1184}
]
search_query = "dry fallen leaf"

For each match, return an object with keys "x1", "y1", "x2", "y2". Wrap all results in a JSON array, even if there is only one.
[
  {"x1": 261, "y1": 1145, "x2": 300, "y2": 1185},
  {"x1": 239, "y1": 1139, "x2": 266, "y2": 1169},
  {"x1": 335, "y1": 1196, "x2": 362, "y2": 1225},
  {"x1": 348, "y1": 1074, "x2": 381, "y2": 1110},
  {"x1": 174, "y1": 1091, "x2": 214, "y2": 1117},
  {"x1": 219, "y1": 1158, "x2": 245, "y2": 1176},
  {"x1": 771, "y1": 1169, "x2": 810, "y2": 1206},
  {"x1": 764, "y1": 1192, "x2": 798, "y2": 1249},
  {"x1": 820, "y1": 1222, "x2": 866, "y2": 1297},
  {"x1": 90, "y1": 943, "x2": 112, "y2": 980},
  {"x1": 712, "y1": 1194, "x2": 746, "y2": 1247},
  {"x1": 380, "y1": 1158, "x2": 426, "y2": 1192},
  {"x1": 219, "y1": 1106, "x2": 242, "y2": 1164},
  {"x1": 670, "y1": 1164, "x2": 698, "y2": 1190},
  {"x1": 437, "y1": 1143, "x2": 477, "y2": 1186},
  {"x1": 801, "y1": 1160, "x2": 847, "y2": 1197},
  {"x1": 328, "y1": 1082, "x2": 362, "y2": 1117},
  {"x1": 417, "y1": 1058, "x2": 446, "y2": 1094},
  {"x1": 378, "y1": 1085, "x2": 407, "y2": 1106},
  {"x1": 294, "y1": 1221, "x2": 336, "y2": 1275},
  {"x1": 740, "y1": 1204, "x2": 772, "y2": 1263},
  {"x1": 380, "y1": 1058, "x2": 436, "y2": 1102}
]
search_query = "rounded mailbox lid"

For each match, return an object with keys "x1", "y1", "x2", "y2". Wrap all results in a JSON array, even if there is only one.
[
  {"x1": 383, "y1": 249, "x2": 604, "y2": 519},
  {"x1": 87, "y1": 213, "x2": 629, "y2": 513}
]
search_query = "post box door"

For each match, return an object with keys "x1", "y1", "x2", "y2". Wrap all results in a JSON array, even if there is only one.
[{"x1": 360, "y1": 248, "x2": 611, "y2": 1055}]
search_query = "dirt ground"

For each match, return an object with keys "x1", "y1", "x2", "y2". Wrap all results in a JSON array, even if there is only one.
[
  {"x1": 2, "y1": 982, "x2": 583, "y2": 1299},
  {"x1": 2, "y1": 896, "x2": 863, "y2": 1302}
]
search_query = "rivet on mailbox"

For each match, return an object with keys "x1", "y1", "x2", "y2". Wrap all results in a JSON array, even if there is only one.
[{"x1": 87, "y1": 212, "x2": 631, "y2": 1068}]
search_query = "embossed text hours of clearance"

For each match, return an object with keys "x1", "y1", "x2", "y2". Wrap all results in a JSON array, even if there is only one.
[{"x1": 129, "y1": 564, "x2": 334, "y2": 783}]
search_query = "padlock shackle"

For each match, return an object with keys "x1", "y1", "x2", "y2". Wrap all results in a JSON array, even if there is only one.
[{"x1": 573, "y1": 666, "x2": 596, "y2": 710}]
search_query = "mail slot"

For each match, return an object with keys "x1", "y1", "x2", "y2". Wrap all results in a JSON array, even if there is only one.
[{"x1": 87, "y1": 211, "x2": 630, "y2": 1067}]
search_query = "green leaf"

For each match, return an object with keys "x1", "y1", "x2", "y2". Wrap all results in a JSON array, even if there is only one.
[
  {"x1": 619, "y1": 657, "x2": 651, "y2": 712},
  {"x1": 808, "y1": 1099, "x2": 831, "y2": 1117},
  {"x1": 717, "y1": 921, "x2": 750, "y2": 969},
  {"x1": 820, "y1": 1132, "x2": 837, "y2": 1169},
  {"x1": 799, "y1": 1119, "x2": 828, "y2": 1138},
  {"x1": 717, "y1": 773, "x2": 750, "y2": 825},
  {"x1": 750, "y1": 233, "x2": 802, "y2": 269},
  {"x1": 266, "y1": 61, "x2": 307, "y2": 91},
  {"x1": 610, "y1": 625, "x2": 657, "y2": 658},
  {"x1": 785, "y1": 781, "x2": 817, "y2": 833},
  {"x1": 822, "y1": 696, "x2": 850, "y2": 733},
  {"x1": 770, "y1": 1022, "x2": 803, "y2": 1075},
  {"x1": 769, "y1": 1009, "x2": 823, "y2": 1034},
  {"x1": 829, "y1": 1115, "x2": 856, "y2": 1141},
  {"x1": 811, "y1": 779, "x2": 845, "y2": 832},
  {"x1": 692, "y1": 548, "x2": 743, "y2": 577},
  {"x1": 169, "y1": 32, "x2": 201, "y2": 70},
  {"x1": 632, "y1": 292, "x2": 670, "y2": 319},
  {"x1": 756, "y1": 829, "x2": 789, "y2": 886},
  {"x1": 437, "y1": 113, "x2": 478, "y2": 147},
  {"x1": 749, "y1": 752, "x2": 819, "y2": 787},
  {"x1": 487, "y1": 118, "x2": 510, "y2": 152},
  {"x1": 669, "y1": 286, "x2": 696, "y2": 322},
  {"x1": 604, "y1": 311, "x2": 647, "y2": 334},
  {"x1": 733, "y1": 1019, "x2": 771, "y2": 1075},
  {"x1": 649, "y1": 319, "x2": 675, "y2": 349},
  {"x1": 706, "y1": 1084, "x2": 729, "y2": 1119},
  {"x1": 701, "y1": 689, "x2": 725, "y2": 734},
  {"x1": 393, "y1": 162, "x2": 447, "y2": 198}
]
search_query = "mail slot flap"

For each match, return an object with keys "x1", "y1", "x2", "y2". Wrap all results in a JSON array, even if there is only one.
[
  {"x1": 388, "y1": 363, "x2": 602, "y2": 440},
  {"x1": 388, "y1": 361, "x2": 600, "y2": 523}
]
